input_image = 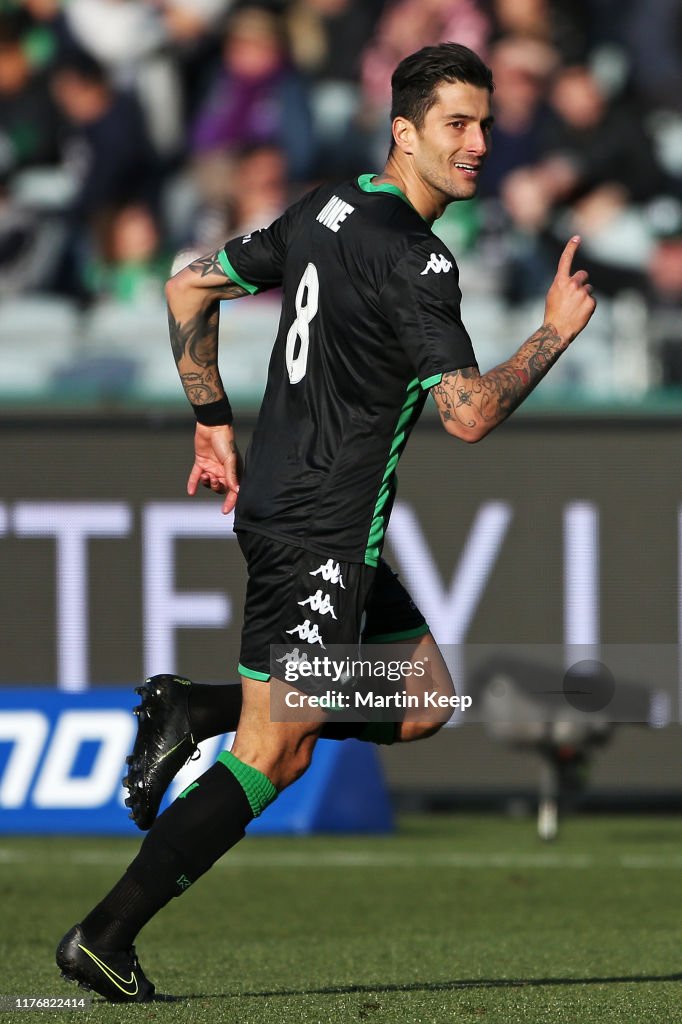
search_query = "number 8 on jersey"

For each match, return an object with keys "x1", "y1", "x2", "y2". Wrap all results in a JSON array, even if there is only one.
[{"x1": 286, "y1": 263, "x2": 319, "y2": 384}]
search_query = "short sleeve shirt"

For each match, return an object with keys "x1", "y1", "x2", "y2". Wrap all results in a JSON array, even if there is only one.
[{"x1": 221, "y1": 174, "x2": 477, "y2": 565}]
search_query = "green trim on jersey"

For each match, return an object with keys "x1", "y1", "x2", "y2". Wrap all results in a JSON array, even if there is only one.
[
  {"x1": 364, "y1": 376, "x2": 423, "y2": 566},
  {"x1": 238, "y1": 662, "x2": 270, "y2": 681},
  {"x1": 357, "y1": 174, "x2": 423, "y2": 218},
  {"x1": 218, "y1": 250, "x2": 260, "y2": 294},
  {"x1": 421, "y1": 372, "x2": 443, "y2": 390}
]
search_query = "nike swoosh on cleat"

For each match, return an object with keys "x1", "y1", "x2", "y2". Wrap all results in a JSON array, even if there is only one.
[
  {"x1": 77, "y1": 944, "x2": 139, "y2": 997},
  {"x1": 154, "y1": 736, "x2": 192, "y2": 765}
]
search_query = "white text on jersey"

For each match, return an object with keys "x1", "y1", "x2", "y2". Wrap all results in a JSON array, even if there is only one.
[
  {"x1": 421, "y1": 253, "x2": 453, "y2": 275},
  {"x1": 316, "y1": 196, "x2": 355, "y2": 233}
]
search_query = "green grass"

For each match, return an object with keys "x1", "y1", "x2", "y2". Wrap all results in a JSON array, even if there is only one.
[{"x1": 1, "y1": 815, "x2": 682, "y2": 1023}]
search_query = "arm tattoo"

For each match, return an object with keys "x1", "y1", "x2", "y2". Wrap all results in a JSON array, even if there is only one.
[
  {"x1": 167, "y1": 251, "x2": 249, "y2": 406},
  {"x1": 168, "y1": 306, "x2": 222, "y2": 402},
  {"x1": 187, "y1": 251, "x2": 250, "y2": 301},
  {"x1": 434, "y1": 323, "x2": 565, "y2": 435},
  {"x1": 180, "y1": 367, "x2": 221, "y2": 404},
  {"x1": 189, "y1": 249, "x2": 228, "y2": 279},
  {"x1": 168, "y1": 307, "x2": 217, "y2": 368}
]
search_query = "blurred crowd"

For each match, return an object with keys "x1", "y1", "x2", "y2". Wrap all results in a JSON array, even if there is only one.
[{"x1": 2, "y1": 0, "x2": 682, "y2": 386}]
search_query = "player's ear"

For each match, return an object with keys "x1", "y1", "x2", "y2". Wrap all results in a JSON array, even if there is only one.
[{"x1": 392, "y1": 116, "x2": 416, "y2": 155}]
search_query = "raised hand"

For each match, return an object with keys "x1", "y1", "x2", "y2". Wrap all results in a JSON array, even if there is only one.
[{"x1": 544, "y1": 236, "x2": 597, "y2": 344}]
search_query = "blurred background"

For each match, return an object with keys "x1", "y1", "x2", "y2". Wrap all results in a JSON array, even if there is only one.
[
  {"x1": 1, "y1": 0, "x2": 682, "y2": 404},
  {"x1": 2, "y1": 0, "x2": 682, "y2": 834}
]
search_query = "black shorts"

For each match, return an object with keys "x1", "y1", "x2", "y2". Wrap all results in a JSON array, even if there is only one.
[{"x1": 236, "y1": 531, "x2": 429, "y2": 681}]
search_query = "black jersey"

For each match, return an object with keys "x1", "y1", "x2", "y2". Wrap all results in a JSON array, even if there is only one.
[{"x1": 220, "y1": 174, "x2": 477, "y2": 566}]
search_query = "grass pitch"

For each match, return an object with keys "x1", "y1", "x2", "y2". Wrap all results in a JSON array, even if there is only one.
[{"x1": 1, "y1": 815, "x2": 681, "y2": 1024}]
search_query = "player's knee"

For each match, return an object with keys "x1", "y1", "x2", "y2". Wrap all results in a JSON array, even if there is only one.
[{"x1": 398, "y1": 719, "x2": 446, "y2": 743}]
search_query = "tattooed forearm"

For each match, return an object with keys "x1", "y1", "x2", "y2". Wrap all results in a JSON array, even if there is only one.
[
  {"x1": 166, "y1": 252, "x2": 249, "y2": 406},
  {"x1": 167, "y1": 307, "x2": 219, "y2": 368},
  {"x1": 433, "y1": 323, "x2": 565, "y2": 438},
  {"x1": 180, "y1": 368, "x2": 221, "y2": 404},
  {"x1": 169, "y1": 306, "x2": 224, "y2": 403}
]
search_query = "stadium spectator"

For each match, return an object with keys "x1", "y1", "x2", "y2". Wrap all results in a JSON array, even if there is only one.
[
  {"x1": 499, "y1": 62, "x2": 670, "y2": 299},
  {"x1": 185, "y1": 142, "x2": 288, "y2": 261},
  {"x1": 491, "y1": 0, "x2": 551, "y2": 40},
  {"x1": 50, "y1": 50, "x2": 160, "y2": 299},
  {"x1": 154, "y1": 0, "x2": 233, "y2": 124},
  {"x1": 645, "y1": 204, "x2": 682, "y2": 385},
  {"x1": 624, "y1": 0, "x2": 682, "y2": 114},
  {"x1": 286, "y1": 0, "x2": 384, "y2": 175},
  {"x1": 190, "y1": 6, "x2": 315, "y2": 184},
  {"x1": 478, "y1": 35, "x2": 557, "y2": 199},
  {"x1": 227, "y1": 142, "x2": 287, "y2": 236},
  {"x1": 59, "y1": 0, "x2": 184, "y2": 159},
  {"x1": 542, "y1": 63, "x2": 664, "y2": 204},
  {"x1": 490, "y1": 0, "x2": 584, "y2": 60},
  {"x1": 0, "y1": 10, "x2": 61, "y2": 175},
  {"x1": 12, "y1": 0, "x2": 75, "y2": 68},
  {"x1": 0, "y1": 169, "x2": 45, "y2": 293},
  {"x1": 89, "y1": 202, "x2": 168, "y2": 304},
  {"x1": 61, "y1": 0, "x2": 165, "y2": 70}
]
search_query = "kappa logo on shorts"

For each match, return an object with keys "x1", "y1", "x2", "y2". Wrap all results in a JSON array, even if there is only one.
[
  {"x1": 420, "y1": 252, "x2": 452, "y2": 275},
  {"x1": 298, "y1": 589, "x2": 337, "y2": 618},
  {"x1": 276, "y1": 647, "x2": 309, "y2": 667},
  {"x1": 286, "y1": 619, "x2": 325, "y2": 647},
  {"x1": 309, "y1": 559, "x2": 345, "y2": 588}
]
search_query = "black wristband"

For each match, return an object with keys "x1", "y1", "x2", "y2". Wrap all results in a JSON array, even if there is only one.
[{"x1": 192, "y1": 396, "x2": 233, "y2": 426}]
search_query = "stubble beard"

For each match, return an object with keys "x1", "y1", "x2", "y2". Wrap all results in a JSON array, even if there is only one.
[{"x1": 424, "y1": 161, "x2": 477, "y2": 205}]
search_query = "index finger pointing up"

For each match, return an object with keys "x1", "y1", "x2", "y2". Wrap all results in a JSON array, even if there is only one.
[{"x1": 557, "y1": 235, "x2": 581, "y2": 278}]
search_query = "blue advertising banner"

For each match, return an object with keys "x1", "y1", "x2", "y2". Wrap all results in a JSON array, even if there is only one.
[{"x1": 0, "y1": 689, "x2": 393, "y2": 835}]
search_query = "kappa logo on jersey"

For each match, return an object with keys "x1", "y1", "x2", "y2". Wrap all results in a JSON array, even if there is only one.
[
  {"x1": 316, "y1": 195, "x2": 355, "y2": 233},
  {"x1": 299, "y1": 589, "x2": 337, "y2": 618},
  {"x1": 420, "y1": 253, "x2": 453, "y2": 275},
  {"x1": 286, "y1": 619, "x2": 325, "y2": 646},
  {"x1": 309, "y1": 559, "x2": 346, "y2": 588}
]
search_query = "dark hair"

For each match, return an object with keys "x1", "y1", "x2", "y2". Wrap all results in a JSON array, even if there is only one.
[
  {"x1": 54, "y1": 48, "x2": 108, "y2": 86},
  {"x1": 390, "y1": 43, "x2": 494, "y2": 131}
]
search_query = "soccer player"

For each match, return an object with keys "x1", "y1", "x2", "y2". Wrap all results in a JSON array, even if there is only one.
[{"x1": 56, "y1": 42, "x2": 595, "y2": 1001}]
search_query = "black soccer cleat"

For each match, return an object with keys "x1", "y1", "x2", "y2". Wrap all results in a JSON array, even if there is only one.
[
  {"x1": 56, "y1": 924, "x2": 155, "y2": 1003},
  {"x1": 122, "y1": 674, "x2": 199, "y2": 831}
]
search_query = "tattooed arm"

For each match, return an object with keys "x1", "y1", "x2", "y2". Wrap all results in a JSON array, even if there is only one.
[
  {"x1": 432, "y1": 237, "x2": 596, "y2": 442},
  {"x1": 165, "y1": 248, "x2": 247, "y2": 407},
  {"x1": 432, "y1": 322, "x2": 566, "y2": 440},
  {"x1": 165, "y1": 249, "x2": 248, "y2": 513}
]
